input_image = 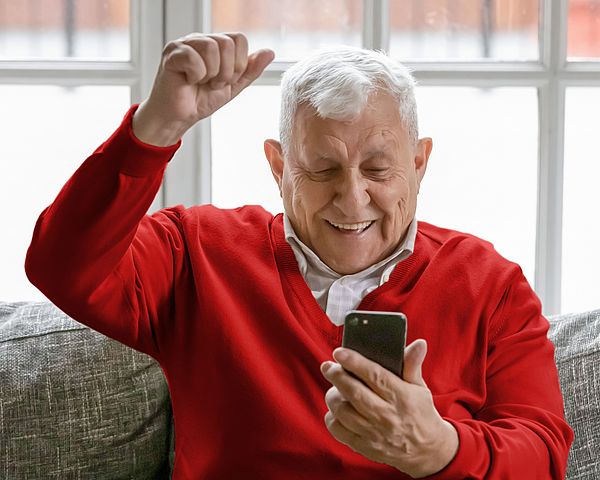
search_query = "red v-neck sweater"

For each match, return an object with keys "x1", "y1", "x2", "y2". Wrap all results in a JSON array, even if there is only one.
[{"x1": 26, "y1": 106, "x2": 573, "y2": 479}]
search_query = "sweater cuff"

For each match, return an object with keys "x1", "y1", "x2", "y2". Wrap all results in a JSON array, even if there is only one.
[
  {"x1": 101, "y1": 104, "x2": 182, "y2": 177},
  {"x1": 421, "y1": 418, "x2": 482, "y2": 479}
]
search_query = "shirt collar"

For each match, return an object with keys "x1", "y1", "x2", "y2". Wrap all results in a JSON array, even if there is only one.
[{"x1": 283, "y1": 213, "x2": 417, "y2": 279}]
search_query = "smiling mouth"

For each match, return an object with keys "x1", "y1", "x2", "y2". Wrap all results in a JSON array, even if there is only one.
[{"x1": 326, "y1": 220, "x2": 374, "y2": 235}]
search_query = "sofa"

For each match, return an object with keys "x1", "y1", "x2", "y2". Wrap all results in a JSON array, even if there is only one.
[{"x1": 0, "y1": 301, "x2": 598, "y2": 479}]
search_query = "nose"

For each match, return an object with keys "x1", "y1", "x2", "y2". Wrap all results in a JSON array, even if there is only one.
[{"x1": 332, "y1": 168, "x2": 370, "y2": 215}]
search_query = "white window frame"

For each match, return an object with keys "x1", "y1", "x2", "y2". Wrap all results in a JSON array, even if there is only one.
[
  {"x1": 0, "y1": 1, "x2": 165, "y2": 213},
  {"x1": 164, "y1": 0, "x2": 600, "y2": 315},
  {"x1": 3, "y1": 0, "x2": 595, "y2": 314}
]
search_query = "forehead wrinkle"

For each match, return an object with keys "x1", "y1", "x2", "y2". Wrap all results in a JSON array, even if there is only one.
[
  {"x1": 306, "y1": 132, "x2": 353, "y2": 160},
  {"x1": 360, "y1": 128, "x2": 400, "y2": 154}
]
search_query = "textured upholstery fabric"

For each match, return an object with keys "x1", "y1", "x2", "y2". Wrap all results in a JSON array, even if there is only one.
[
  {"x1": 548, "y1": 309, "x2": 600, "y2": 480},
  {"x1": 1, "y1": 300, "x2": 598, "y2": 479},
  {"x1": 0, "y1": 301, "x2": 173, "y2": 479}
]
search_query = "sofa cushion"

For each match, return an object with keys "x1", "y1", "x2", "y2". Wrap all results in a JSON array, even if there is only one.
[
  {"x1": 548, "y1": 309, "x2": 600, "y2": 480},
  {"x1": 0, "y1": 301, "x2": 173, "y2": 479}
]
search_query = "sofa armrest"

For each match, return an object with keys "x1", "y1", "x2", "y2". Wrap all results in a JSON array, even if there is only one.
[
  {"x1": 0, "y1": 301, "x2": 173, "y2": 479},
  {"x1": 548, "y1": 309, "x2": 600, "y2": 479}
]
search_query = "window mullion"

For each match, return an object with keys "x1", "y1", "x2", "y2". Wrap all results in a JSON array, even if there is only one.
[
  {"x1": 535, "y1": 0, "x2": 568, "y2": 314},
  {"x1": 198, "y1": 0, "x2": 212, "y2": 205},
  {"x1": 162, "y1": 0, "x2": 211, "y2": 208},
  {"x1": 136, "y1": 0, "x2": 166, "y2": 213},
  {"x1": 363, "y1": 0, "x2": 389, "y2": 51}
]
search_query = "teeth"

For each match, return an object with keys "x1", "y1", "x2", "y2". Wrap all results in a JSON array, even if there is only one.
[{"x1": 328, "y1": 220, "x2": 373, "y2": 231}]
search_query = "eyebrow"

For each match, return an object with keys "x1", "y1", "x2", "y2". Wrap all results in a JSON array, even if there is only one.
[{"x1": 363, "y1": 151, "x2": 388, "y2": 159}]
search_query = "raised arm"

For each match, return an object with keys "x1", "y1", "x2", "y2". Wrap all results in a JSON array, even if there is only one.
[{"x1": 25, "y1": 33, "x2": 274, "y2": 359}]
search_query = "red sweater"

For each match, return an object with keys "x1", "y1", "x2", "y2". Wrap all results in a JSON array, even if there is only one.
[{"x1": 25, "y1": 106, "x2": 573, "y2": 479}]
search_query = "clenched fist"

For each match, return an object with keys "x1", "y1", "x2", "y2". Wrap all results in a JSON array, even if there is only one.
[{"x1": 132, "y1": 32, "x2": 275, "y2": 146}]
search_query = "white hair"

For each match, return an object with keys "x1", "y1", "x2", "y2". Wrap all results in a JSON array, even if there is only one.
[{"x1": 279, "y1": 45, "x2": 419, "y2": 157}]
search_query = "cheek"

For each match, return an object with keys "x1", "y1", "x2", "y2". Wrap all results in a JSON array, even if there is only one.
[
  {"x1": 375, "y1": 177, "x2": 412, "y2": 214},
  {"x1": 284, "y1": 175, "x2": 330, "y2": 216}
]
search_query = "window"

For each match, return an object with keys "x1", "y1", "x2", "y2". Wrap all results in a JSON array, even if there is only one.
[
  {"x1": 5, "y1": 0, "x2": 599, "y2": 315},
  {"x1": 195, "y1": 0, "x2": 598, "y2": 315},
  {"x1": 1, "y1": 1, "x2": 163, "y2": 301},
  {"x1": 212, "y1": 0, "x2": 363, "y2": 60},
  {"x1": 562, "y1": 87, "x2": 600, "y2": 313},
  {"x1": 0, "y1": 0, "x2": 130, "y2": 60}
]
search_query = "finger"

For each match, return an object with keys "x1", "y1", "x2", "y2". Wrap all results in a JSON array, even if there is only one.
[
  {"x1": 321, "y1": 361, "x2": 388, "y2": 422},
  {"x1": 163, "y1": 42, "x2": 207, "y2": 84},
  {"x1": 324, "y1": 410, "x2": 362, "y2": 450},
  {"x1": 226, "y1": 32, "x2": 249, "y2": 83},
  {"x1": 231, "y1": 48, "x2": 275, "y2": 97},
  {"x1": 402, "y1": 339, "x2": 428, "y2": 386},
  {"x1": 206, "y1": 34, "x2": 236, "y2": 89},
  {"x1": 332, "y1": 348, "x2": 402, "y2": 401},
  {"x1": 181, "y1": 36, "x2": 220, "y2": 84},
  {"x1": 325, "y1": 386, "x2": 373, "y2": 435}
]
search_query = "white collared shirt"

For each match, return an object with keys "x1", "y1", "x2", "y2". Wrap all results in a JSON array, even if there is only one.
[{"x1": 283, "y1": 214, "x2": 417, "y2": 326}]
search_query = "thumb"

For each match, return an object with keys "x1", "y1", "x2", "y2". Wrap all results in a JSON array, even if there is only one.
[
  {"x1": 231, "y1": 48, "x2": 275, "y2": 97},
  {"x1": 402, "y1": 339, "x2": 428, "y2": 386}
]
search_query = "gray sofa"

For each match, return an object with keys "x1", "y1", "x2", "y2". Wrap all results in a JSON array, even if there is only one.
[{"x1": 0, "y1": 301, "x2": 598, "y2": 479}]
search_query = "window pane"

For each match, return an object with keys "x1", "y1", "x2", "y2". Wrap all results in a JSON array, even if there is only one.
[
  {"x1": 211, "y1": 86, "x2": 283, "y2": 214},
  {"x1": 389, "y1": 0, "x2": 539, "y2": 61},
  {"x1": 211, "y1": 0, "x2": 362, "y2": 61},
  {"x1": 562, "y1": 88, "x2": 600, "y2": 314},
  {"x1": 568, "y1": 0, "x2": 600, "y2": 59},
  {"x1": 415, "y1": 87, "x2": 538, "y2": 286},
  {"x1": 0, "y1": 0, "x2": 130, "y2": 60},
  {"x1": 0, "y1": 85, "x2": 130, "y2": 301}
]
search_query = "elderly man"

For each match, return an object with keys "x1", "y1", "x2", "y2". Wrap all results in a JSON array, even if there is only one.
[{"x1": 25, "y1": 33, "x2": 572, "y2": 479}]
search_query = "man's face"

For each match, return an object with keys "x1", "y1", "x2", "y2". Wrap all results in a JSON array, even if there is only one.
[{"x1": 265, "y1": 92, "x2": 432, "y2": 275}]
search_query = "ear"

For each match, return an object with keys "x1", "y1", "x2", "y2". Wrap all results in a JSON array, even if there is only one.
[
  {"x1": 264, "y1": 139, "x2": 284, "y2": 197},
  {"x1": 415, "y1": 137, "x2": 433, "y2": 194}
]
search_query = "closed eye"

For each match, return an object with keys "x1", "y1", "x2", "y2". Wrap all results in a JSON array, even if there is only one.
[
  {"x1": 365, "y1": 168, "x2": 389, "y2": 175},
  {"x1": 312, "y1": 168, "x2": 338, "y2": 176}
]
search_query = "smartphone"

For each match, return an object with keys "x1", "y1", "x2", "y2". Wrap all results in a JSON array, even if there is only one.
[{"x1": 342, "y1": 310, "x2": 407, "y2": 378}]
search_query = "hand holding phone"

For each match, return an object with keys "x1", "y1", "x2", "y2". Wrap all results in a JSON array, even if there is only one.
[{"x1": 342, "y1": 310, "x2": 407, "y2": 378}]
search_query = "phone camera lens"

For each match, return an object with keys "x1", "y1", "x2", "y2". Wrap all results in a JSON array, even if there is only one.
[{"x1": 350, "y1": 317, "x2": 358, "y2": 326}]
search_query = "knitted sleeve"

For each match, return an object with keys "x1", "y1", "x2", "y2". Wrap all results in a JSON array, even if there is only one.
[
  {"x1": 427, "y1": 269, "x2": 574, "y2": 479},
  {"x1": 25, "y1": 105, "x2": 185, "y2": 360}
]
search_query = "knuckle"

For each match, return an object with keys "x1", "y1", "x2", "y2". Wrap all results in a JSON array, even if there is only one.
[
  {"x1": 324, "y1": 386, "x2": 338, "y2": 408},
  {"x1": 346, "y1": 386, "x2": 363, "y2": 404},
  {"x1": 334, "y1": 400, "x2": 352, "y2": 419},
  {"x1": 184, "y1": 37, "x2": 218, "y2": 56},
  {"x1": 226, "y1": 31, "x2": 246, "y2": 43},
  {"x1": 227, "y1": 32, "x2": 247, "y2": 49},
  {"x1": 324, "y1": 411, "x2": 336, "y2": 430},
  {"x1": 181, "y1": 32, "x2": 202, "y2": 41},
  {"x1": 332, "y1": 397, "x2": 345, "y2": 413},
  {"x1": 211, "y1": 33, "x2": 235, "y2": 50},
  {"x1": 202, "y1": 37, "x2": 220, "y2": 54},
  {"x1": 333, "y1": 367, "x2": 351, "y2": 386},
  {"x1": 162, "y1": 40, "x2": 179, "y2": 56},
  {"x1": 370, "y1": 368, "x2": 388, "y2": 391},
  {"x1": 164, "y1": 46, "x2": 192, "y2": 67}
]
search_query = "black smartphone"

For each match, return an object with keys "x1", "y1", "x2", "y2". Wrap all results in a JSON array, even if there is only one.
[{"x1": 342, "y1": 310, "x2": 407, "y2": 378}]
